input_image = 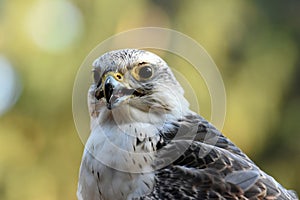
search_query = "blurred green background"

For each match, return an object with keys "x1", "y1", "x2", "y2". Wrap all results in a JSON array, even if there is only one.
[{"x1": 0, "y1": 0, "x2": 300, "y2": 199}]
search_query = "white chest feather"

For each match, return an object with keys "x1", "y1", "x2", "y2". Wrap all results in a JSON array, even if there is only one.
[{"x1": 77, "y1": 119, "x2": 161, "y2": 200}]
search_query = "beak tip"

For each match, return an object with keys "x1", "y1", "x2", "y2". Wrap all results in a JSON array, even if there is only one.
[{"x1": 106, "y1": 103, "x2": 112, "y2": 110}]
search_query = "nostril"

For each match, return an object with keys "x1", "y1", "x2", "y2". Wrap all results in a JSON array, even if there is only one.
[{"x1": 114, "y1": 73, "x2": 123, "y2": 81}]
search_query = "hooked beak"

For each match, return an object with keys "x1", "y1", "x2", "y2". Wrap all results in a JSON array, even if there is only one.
[{"x1": 103, "y1": 75, "x2": 135, "y2": 110}]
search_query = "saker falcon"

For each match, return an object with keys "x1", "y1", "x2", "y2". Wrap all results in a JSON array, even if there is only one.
[{"x1": 77, "y1": 49, "x2": 298, "y2": 200}]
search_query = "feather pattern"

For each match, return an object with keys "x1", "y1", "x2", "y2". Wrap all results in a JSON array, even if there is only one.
[{"x1": 139, "y1": 115, "x2": 298, "y2": 200}]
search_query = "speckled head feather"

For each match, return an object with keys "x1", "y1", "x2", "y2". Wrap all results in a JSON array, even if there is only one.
[{"x1": 88, "y1": 49, "x2": 189, "y2": 125}]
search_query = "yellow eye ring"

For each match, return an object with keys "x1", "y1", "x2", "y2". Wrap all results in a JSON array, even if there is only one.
[
  {"x1": 132, "y1": 65, "x2": 153, "y2": 81},
  {"x1": 103, "y1": 72, "x2": 123, "y2": 82}
]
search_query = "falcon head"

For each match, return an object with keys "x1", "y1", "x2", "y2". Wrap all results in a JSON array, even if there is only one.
[{"x1": 89, "y1": 49, "x2": 189, "y2": 124}]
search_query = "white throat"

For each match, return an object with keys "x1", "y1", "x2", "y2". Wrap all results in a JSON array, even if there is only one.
[{"x1": 82, "y1": 105, "x2": 176, "y2": 200}]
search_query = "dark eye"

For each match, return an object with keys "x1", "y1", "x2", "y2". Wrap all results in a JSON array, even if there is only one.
[
  {"x1": 93, "y1": 70, "x2": 101, "y2": 86},
  {"x1": 138, "y1": 66, "x2": 153, "y2": 79}
]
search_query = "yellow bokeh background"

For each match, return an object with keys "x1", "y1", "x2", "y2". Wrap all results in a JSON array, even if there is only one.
[{"x1": 0, "y1": 0, "x2": 299, "y2": 199}]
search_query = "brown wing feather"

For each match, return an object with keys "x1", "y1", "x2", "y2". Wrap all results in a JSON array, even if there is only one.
[{"x1": 138, "y1": 114, "x2": 298, "y2": 200}]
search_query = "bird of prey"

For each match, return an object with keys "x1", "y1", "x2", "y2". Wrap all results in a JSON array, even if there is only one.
[{"x1": 77, "y1": 49, "x2": 298, "y2": 200}]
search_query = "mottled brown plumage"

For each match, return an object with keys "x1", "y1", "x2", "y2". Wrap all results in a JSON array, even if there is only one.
[{"x1": 139, "y1": 114, "x2": 297, "y2": 199}]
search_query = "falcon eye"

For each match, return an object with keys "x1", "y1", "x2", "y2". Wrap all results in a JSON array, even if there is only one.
[
  {"x1": 93, "y1": 70, "x2": 101, "y2": 85},
  {"x1": 138, "y1": 66, "x2": 152, "y2": 79},
  {"x1": 133, "y1": 65, "x2": 153, "y2": 81}
]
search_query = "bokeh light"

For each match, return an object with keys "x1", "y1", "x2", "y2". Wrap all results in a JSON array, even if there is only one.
[
  {"x1": 0, "y1": 56, "x2": 21, "y2": 116},
  {"x1": 25, "y1": 0, "x2": 83, "y2": 52},
  {"x1": 0, "y1": 0, "x2": 299, "y2": 199}
]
